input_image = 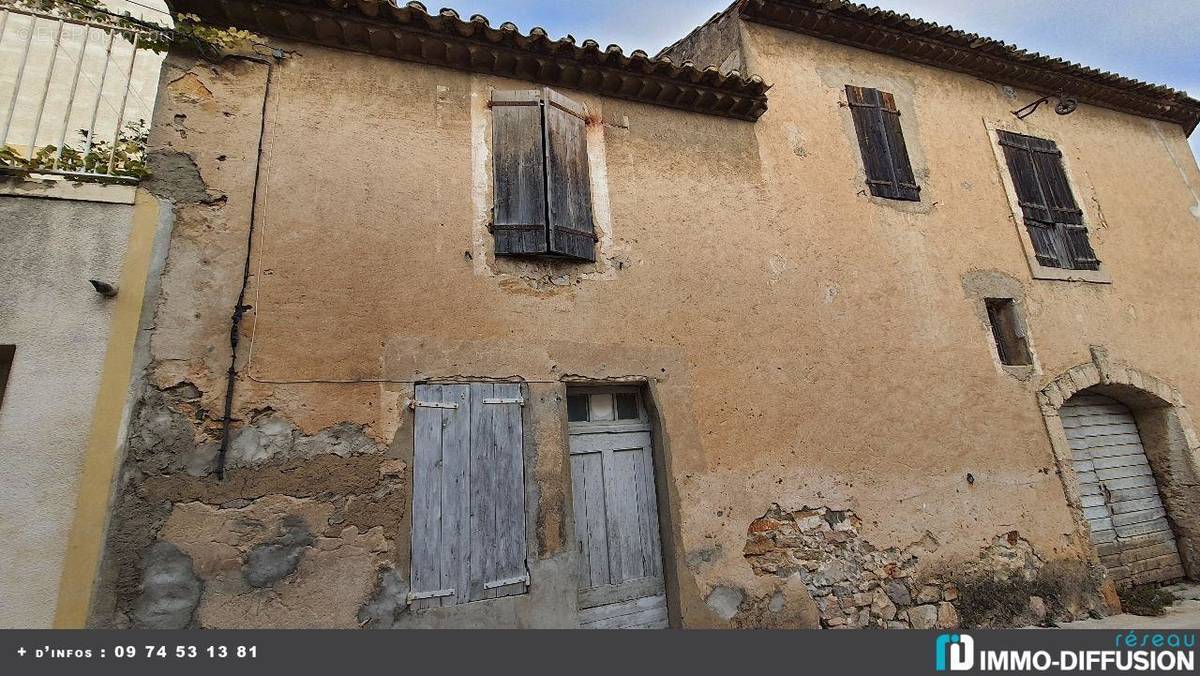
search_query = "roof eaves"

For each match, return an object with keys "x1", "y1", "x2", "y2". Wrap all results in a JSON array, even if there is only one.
[
  {"x1": 171, "y1": 0, "x2": 772, "y2": 122},
  {"x1": 737, "y1": 0, "x2": 1200, "y2": 134}
]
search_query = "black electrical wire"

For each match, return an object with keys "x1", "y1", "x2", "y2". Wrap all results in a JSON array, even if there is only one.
[
  {"x1": 215, "y1": 52, "x2": 278, "y2": 480},
  {"x1": 57, "y1": 0, "x2": 168, "y2": 31},
  {"x1": 120, "y1": 0, "x2": 172, "y2": 18}
]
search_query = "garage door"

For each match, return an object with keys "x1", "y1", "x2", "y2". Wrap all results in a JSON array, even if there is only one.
[{"x1": 1061, "y1": 393, "x2": 1184, "y2": 586}]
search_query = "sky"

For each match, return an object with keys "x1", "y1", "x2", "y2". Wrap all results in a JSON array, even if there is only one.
[{"x1": 436, "y1": 0, "x2": 1200, "y2": 158}]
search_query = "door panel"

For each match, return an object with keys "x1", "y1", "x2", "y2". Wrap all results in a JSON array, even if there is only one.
[
  {"x1": 569, "y1": 424, "x2": 667, "y2": 629},
  {"x1": 1061, "y1": 393, "x2": 1183, "y2": 586},
  {"x1": 571, "y1": 450, "x2": 610, "y2": 588}
]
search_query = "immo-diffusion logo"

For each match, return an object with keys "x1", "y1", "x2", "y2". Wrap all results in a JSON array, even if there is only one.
[
  {"x1": 936, "y1": 634, "x2": 974, "y2": 671},
  {"x1": 935, "y1": 632, "x2": 1195, "y2": 672}
]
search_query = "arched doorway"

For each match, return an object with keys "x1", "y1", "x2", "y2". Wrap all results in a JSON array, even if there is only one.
[{"x1": 1061, "y1": 391, "x2": 1184, "y2": 586}]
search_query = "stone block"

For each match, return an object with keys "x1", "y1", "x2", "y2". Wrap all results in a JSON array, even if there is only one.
[
  {"x1": 936, "y1": 602, "x2": 959, "y2": 629},
  {"x1": 906, "y1": 604, "x2": 938, "y2": 629},
  {"x1": 885, "y1": 580, "x2": 911, "y2": 607},
  {"x1": 916, "y1": 584, "x2": 941, "y2": 604}
]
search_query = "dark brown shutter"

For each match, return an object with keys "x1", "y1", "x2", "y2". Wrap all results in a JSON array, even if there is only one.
[
  {"x1": 1063, "y1": 226, "x2": 1100, "y2": 270},
  {"x1": 998, "y1": 130, "x2": 1061, "y2": 267},
  {"x1": 492, "y1": 90, "x2": 549, "y2": 256},
  {"x1": 846, "y1": 85, "x2": 920, "y2": 202},
  {"x1": 997, "y1": 130, "x2": 1099, "y2": 271},
  {"x1": 544, "y1": 89, "x2": 596, "y2": 261},
  {"x1": 0, "y1": 345, "x2": 13, "y2": 412}
]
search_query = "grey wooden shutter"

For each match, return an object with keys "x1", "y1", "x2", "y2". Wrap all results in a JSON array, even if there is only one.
[
  {"x1": 411, "y1": 383, "x2": 471, "y2": 608},
  {"x1": 492, "y1": 91, "x2": 549, "y2": 256},
  {"x1": 468, "y1": 383, "x2": 529, "y2": 599},
  {"x1": 411, "y1": 383, "x2": 528, "y2": 607},
  {"x1": 997, "y1": 130, "x2": 1099, "y2": 271},
  {"x1": 846, "y1": 85, "x2": 920, "y2": 202},
  {"x1": 544, "y1": 89, "x2": 597, "y2": 261}
]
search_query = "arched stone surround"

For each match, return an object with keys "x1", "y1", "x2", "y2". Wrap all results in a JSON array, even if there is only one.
[{"x1": 1038, "y1": 347, "x2": 1200, "y2": 585}]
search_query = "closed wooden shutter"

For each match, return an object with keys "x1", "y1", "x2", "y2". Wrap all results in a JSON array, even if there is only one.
[
  {"x1": 1061, "y1": 394, "x2": 1184, "y2": 587},
  {"x1": 468, "y1": 383, "x2": 529, "y2": 600},
  {"x1": 410, "y1": 383, "x2": 529, "y2": 607},
  {"x1": 492, "y1": 91, "x2": 549, "y2": 256},
  {"x1": 491, "y1": 89, "x2": 596, "y2": 261},
  {"x1": 997, "y1": 130, "x2": 1099, "y2": 271},
  {"x1": 846, "y1": 85, "x2": 920, "y2": 202},
  {"x1": 544, "y1": 90, "x2": 597, "y2": 261}
]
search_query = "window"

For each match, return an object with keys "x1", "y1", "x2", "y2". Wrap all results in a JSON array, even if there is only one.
[
  {"x1": 845, "y1": 85, "x2": 920, "y2": 201},
  {"x1": 567, "y1": 392, "x2": 642, "y2": 424},
  {"x1": 997, "y1": 130, "x2": 1099, "y2": 271},
  {"x1": 491, "y1": 88, "x2": 597, "y2": 262},
  {"x1": 985, "y1": 298, "x2": 1033, "y2": 366},
  {"x1": 410, "y1": 383, "x2": 529, "y2": 606},
  {"x1": 0, "y1": 345, "x2": 12, "y2": 411}
]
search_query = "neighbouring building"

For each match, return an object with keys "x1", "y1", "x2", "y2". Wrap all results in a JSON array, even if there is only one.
[
  {"x1": 34, "y1": 0, "x2": 1200, "y2": 629},
  {"x1": 0, "y1": 0, "x2": 169, "y2": 628}
]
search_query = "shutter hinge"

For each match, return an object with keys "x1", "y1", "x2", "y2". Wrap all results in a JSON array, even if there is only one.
[
  {"x1": 482, "y1": 398, "x2": 525, "y2": 406},
  {"x1": 407, "y1": 588, "x2": 455, "y2": 603},
  {"x1": 484, "y1": 574, "x2": 530, "y2": 590},
  {"x1": 410, "y1": 400, "x2": 460, "y2": 410}
]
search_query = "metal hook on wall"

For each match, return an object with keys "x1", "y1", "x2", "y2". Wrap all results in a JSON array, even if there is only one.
[{"x1": 1012, "y1": 92, "x2": 1079, "y2": 120}]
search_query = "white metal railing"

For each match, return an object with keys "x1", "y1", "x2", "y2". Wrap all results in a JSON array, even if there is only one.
[{"x1": 0, "y1": 6, "x2": 161, "y2": 182}]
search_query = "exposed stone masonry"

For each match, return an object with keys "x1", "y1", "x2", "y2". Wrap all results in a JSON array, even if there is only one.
[
  {"x1": 744, "y1": 505, "x2": 1106, "y2": 629},
  {"x1": 99, "y1": 376, "x2": 405, "y2": 628}
]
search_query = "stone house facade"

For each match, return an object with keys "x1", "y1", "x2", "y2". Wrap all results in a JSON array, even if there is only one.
[{"x1": 63, "y1": 0, "x2": 1200, "y2": 628}]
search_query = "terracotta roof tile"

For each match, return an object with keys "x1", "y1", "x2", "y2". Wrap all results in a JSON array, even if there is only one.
[
  {"x1": 737, "y1": 0, "x2": 1200, "y2": 132},
  {"x1": 171, "y1": 0, "x2": 771, "y2": 121}
]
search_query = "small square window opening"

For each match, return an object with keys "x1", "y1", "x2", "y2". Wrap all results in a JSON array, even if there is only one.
[
  {"x1": 985, "y1": 299, "x2": 1033, "y2": 366},
  {"x1": 614, "y1": 393, "x2": 639, "y2": 420},
  {"x1": 567, "y1": 395, "x2": 589, "y2": 422},
  {"x1": 589, "y1": 394, "x2": 615, "y2": 422}
]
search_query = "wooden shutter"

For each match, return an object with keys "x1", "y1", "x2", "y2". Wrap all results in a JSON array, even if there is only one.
[
  {"x1": 411, "y1": 383, "x2": 529, "y2": 607},
  {"x1": 492, "y1": 91, "x2": 549, "y2": 256},
  {"x1": 468, "y1": 382, "x2": 529, "y2": 599},
  {"x1": 1063, "y1": 225, "x2": 1100, "y2": 271},
  {"x1": 491, "y1": 89, "x2": 596, "y2": 261},
  {"x1": 544, "y1": 89, "x2": 597, "y2": 261},
  {"x1": 846, "y1": 85, "x2": 920, "y2": 202},
  {"x1": 411, "y1": 383, "x2": 470, "y2": 607},
  {"x1": 997, "y1": 130, "x2": 1100, "y2": 271}
]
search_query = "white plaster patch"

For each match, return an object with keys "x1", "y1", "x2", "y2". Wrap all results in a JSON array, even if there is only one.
[
  {"x1": 767, "y1": 253, "x2": 791, "y2": 284},
  {"x1": 822, "y1": 282, "x2": 839, "y2": 304},
  {"x1": 469, "y1": 85, "x2": 493, "y2": 278},
  {"x1": 1150, "y1": 121, "x2": 1200, "y2": 224},
  {"x1": 785, "y1": 124, "x2": 807, "y2": 158},
  {"x1": 705, "y1": 586, "x2": 744, "y2": 621}
]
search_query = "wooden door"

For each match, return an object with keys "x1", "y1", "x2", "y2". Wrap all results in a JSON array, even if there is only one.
[
  {"x1": 568, "y1": 389, "x2": 668, "y2": 629},
  {"x1": 1062, "y1": 393, "x2": 1183, "y2": 586}
]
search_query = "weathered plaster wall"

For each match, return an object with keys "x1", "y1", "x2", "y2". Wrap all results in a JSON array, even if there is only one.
[
  {"x1": 96, "y1": 18, "x2": 1200, "y2": 628},
  {"x1": 719, "y1": 21, "x2": 1200, "y2": 619},
  {"x1": 0, "y1": 192, "x2": 132, "y2": 627},
  {"x1": 658, "y1": 9, "x2": 747, "y2": 76}
]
